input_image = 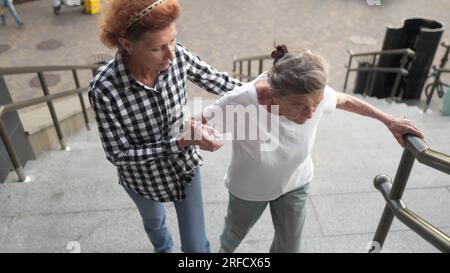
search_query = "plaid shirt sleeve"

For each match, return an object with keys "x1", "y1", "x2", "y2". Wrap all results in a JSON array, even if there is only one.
[
  {"x1": 181, "y1": 45, "x2": 242, "y2": 95},
  {"x1": 89, "y1": 81, "x2": 180, "y2": 167}
]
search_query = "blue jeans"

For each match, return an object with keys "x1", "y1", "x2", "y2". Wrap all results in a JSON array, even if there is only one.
[
  {"x1": 1, "y1": 0, "x2": 23, "y2": 26},
  {"x1": 220, "y1": 183, "x2": 310, "y2": 253},
  {"x1": 125, "y1": 169, "x2": 210, "y2": 253}
]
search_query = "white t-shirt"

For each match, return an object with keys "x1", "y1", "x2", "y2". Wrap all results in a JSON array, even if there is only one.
[{"x1": 204, "y1": 81, "x2": 337, "y2": 201}]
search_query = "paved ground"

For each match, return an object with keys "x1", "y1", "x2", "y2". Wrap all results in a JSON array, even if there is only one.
[
  {"x1": 0, "y1": 0, "x2": 449, "y2": 253},
  {"x1": 2, "y1": 0, "x2": 450, "y2": 103}
]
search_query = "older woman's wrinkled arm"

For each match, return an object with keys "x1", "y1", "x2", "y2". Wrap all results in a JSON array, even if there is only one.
[{"x1": 336, "y1": 92, "x2": 424, "y2": 147}]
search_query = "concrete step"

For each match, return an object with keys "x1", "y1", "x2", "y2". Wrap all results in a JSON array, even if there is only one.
[{"x1": 1, "y1": 94, "x2": 449, "y2": 253}]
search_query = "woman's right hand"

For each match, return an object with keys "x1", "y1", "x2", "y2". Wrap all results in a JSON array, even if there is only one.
[{"x1": 177, "y1": 120, "x2": 224, "y2": 152}]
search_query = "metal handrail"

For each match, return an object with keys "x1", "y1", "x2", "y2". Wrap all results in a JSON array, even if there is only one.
[
  {"x1": 0, "y1": 64, "x2": 99, "y2": 182},
  {"x1": 405, "y1": 135, "x2": 450, "y2": 174},
  {"x1": 232, "y1": 54, "x2": 272, "y2": 62},
  {"x1": 232, "y1": 54, "x2": 272, "y2": 82},
  {"x1": 343, "y1": 48, "x2": 415, "y2": 100},
  {"x1": 0, "y1": 65, "x2": 98, "y2": 75},
  {"x1": 348, "y1": 48, "x2": 415, "y2": 58},
  {"x1": 346, "y1": 67, "x2": 408, "y2": 74},
  {"x1": 371, "y1": 135, "x2": 450, "y2": 253},
  {"x1": 1, "y1": 87, "x2": 88, "y2": 113}
]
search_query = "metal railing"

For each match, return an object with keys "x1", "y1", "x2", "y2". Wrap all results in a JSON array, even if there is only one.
[
  {"x1": 0, "y1": 64, "x2": 99, "y2": 182},
  {"x1": 371, "y1": 135, "x2": 450, "y2": 253},
  {"x1": 232, "y1": 54, "x2": 272, "y2": 82},
  {"x1": 343, "y1": 48, "x2": 415, "y2": 100}
]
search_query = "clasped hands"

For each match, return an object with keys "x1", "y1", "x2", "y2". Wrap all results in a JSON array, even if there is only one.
[{"x1": 177, "y1": 119, "x2": 223, "y2": 152}]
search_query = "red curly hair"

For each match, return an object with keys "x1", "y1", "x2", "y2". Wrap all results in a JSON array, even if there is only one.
[{"x1": 99, "y1": 0, "x2": 180, "y2": 49}]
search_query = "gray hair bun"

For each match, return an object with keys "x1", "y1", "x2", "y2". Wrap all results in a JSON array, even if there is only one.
[{"x1": 271, "y1": 45, "x2": 289, "y2": 64}]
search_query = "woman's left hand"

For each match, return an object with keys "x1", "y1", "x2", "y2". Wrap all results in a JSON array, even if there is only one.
[{"x1": 385, "y1": 115, "x2": 424, "y2": 147}]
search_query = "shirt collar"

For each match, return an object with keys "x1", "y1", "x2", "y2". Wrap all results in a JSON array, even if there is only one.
[{"x1": 114, "y1": 51, "x2": 157, "y2": 92}]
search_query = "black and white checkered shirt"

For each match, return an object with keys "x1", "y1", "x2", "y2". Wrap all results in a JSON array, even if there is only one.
[{"x1": 89, "y1": 43, "x2": 241, "y2": 202}]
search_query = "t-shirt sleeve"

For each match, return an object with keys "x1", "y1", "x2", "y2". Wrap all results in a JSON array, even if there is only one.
[
  {"x1": 202, "y1": 84, "x2": 253, "y2": 133},
  {"x1": 323, "y1": 86, "x2": 338, "y2": 114},
  {"x1": 203, "y1": 89, "x2": 237, "y2": 133}
]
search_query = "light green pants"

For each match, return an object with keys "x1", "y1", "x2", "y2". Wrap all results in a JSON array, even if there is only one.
[{"x1": 220, "y1": 183, "x2": 310, "y2": 253}]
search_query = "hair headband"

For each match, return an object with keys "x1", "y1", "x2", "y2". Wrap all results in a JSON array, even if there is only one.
[{"x1": 126, "y1": 0, "x2": 168, "y2": 29}]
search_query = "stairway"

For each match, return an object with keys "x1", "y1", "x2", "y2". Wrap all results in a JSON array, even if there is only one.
[{"x1": 0, "y1": 96, "x2": 449, "y2": 253}]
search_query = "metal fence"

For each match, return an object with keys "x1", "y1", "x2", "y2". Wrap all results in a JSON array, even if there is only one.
[
  {"x1": 0, "y1": 64, "x2": 99, "y2": 182},
  {"x1": 343, "y1": 48, "x2": 415, "y2": 100},
  {"x1": 232, "y1": 54, "x2": 272, "y2": 82}
]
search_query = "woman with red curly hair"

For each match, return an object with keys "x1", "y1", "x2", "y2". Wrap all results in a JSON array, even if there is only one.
[{"x1": 89, "y1": 0, "x2": 241, "y2": 253}]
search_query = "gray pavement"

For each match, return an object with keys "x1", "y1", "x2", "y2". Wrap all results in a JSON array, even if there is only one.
[
  {"x1": 0, "y1": 0, "x2": 450, "y2": 253},
  {"x1": 2, "y1": 0, "x2": 450, "y2": 103}
]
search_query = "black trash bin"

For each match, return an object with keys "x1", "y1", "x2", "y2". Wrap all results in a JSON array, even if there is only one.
[
  {"x1": 372, "y1": 18, "x2": 444, "y2": 99},
  {"x1": 353, "y1": 62, "x2": 373, "y2": 95}
]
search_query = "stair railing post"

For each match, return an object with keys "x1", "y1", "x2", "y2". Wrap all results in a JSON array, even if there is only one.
[
  {"x1": 37, "y1": 72, "x2": 68, "y2": 151},
  {"x1": 239, "y1": 60, "x2": 243, "y2": 82},
  {"x1": 258, "y1": 59, "x2": 263, "y2": 75},
  {"x1": 371, "y1": 147, "x2": 415, "y2": 252},
  {"x1": 72, "y1": 69, "x2": 90, "y2": 131},
  {"x1": 247, "y1": 60, "x2": 252, "y2": 81},
  {"x1": 343, "y1": 50, "x2": 353, "y2": 93}
]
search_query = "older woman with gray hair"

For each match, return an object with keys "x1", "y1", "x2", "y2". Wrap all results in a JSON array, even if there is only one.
[{"x1": 203, "y1": 45, "x2": 423, "y2": 253}]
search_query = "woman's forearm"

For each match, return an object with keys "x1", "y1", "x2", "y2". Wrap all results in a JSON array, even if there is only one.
[{"x1": 336, "y1": 93, "x2": 393, "y2": 125}]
